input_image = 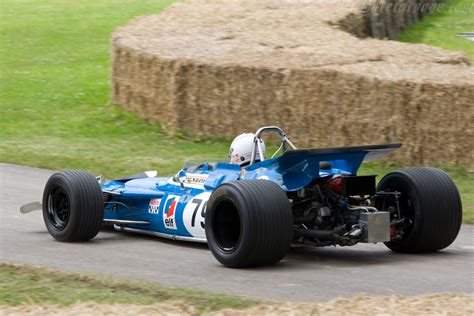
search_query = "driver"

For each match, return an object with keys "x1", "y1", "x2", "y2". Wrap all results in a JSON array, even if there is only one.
[{"x1": 229, "y1": 133, "x2": 266, "y2": 166}]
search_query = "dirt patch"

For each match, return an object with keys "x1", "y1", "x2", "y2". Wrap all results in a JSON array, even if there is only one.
[
  {"x1": 111, "y1": 0, "x2": 474, "y2": 168},
  {"x1": 2, "y1": 293, "x2": 473, "y2": 315}
]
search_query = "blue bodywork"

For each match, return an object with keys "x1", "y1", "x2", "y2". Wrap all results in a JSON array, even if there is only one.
[{"x1": 101, "y1": 144, "x2": 400, "y2": 242}]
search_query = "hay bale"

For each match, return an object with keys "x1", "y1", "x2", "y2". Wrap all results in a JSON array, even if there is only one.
[
  {"x1": 111, "y1": 0, "x2": 474, "y2": 168},
  {"x1": 348, "y1": 0, "x2": 444, "y2": 39}
]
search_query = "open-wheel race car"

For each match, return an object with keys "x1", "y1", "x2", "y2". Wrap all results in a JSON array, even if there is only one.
[{"x1": 21, "y1": 126, "x2": 462, "y2": 268}]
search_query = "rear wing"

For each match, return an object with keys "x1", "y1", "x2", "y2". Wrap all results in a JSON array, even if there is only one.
[
  {"x1": 275, "y1": 143, "x2": 402, "y2": 174},
  {"x1": 245, "y1": 143, "x2": 401, "y2": 191},
  {"x1": 280, "y1": 143, "x2": 400, "y2": 167}
]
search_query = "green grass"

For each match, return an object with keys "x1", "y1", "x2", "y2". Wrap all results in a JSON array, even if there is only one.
[
  {"x1": 396, "y1": 0, "x2": 474, "y2": 61},
  {"x1": 0, "y1": 0, "x2": 227, "y2": 177},
  {"x1": 0, "y1": 263, "x2": 256, "y2": 311},
  {"x1": 0, "y1": 1, "x2": 472, "y2": 223}
]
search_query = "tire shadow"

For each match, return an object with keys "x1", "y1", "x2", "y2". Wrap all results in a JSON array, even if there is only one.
[
  {"x1": 244, "y1": 245, "x2": 465, "y2": 272},
  {"x1": 70, "y1": 226, "x2": 467, "y2": 270}
]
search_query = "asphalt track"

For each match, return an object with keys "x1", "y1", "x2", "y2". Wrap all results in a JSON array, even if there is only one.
[{"x1": 1, "y1": 163, "x2": 473, "y2": 301}]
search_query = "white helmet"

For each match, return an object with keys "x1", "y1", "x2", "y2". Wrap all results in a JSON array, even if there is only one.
[{"x1": 229, "y1": 133, "x2": 266, "y2": 166}]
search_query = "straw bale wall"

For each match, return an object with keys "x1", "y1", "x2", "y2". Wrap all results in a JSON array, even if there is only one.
[
  {"x1": 339, "y1": 0, "x2": 444, "y2": 39},
  {"x1": 111, "y1": 0, "x2": 474, "y2": 167}
]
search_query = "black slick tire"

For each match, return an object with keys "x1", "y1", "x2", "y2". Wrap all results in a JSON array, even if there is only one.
[
  {"x1": 42, "y1": 170, "x2": 104, "y2": 242},
  {"x1": 377, "y1": 167, "x2": 462, "y2": 253},
  {"x1": 205, "y1": 180, "x2": 293, "y2": 268}
]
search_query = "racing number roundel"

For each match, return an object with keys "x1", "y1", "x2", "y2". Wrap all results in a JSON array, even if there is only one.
[{"x1": 183, "y1": 192, "x2": 211, "y2": 239}]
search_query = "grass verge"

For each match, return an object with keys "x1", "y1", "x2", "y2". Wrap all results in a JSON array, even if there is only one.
[
  {"x1": 0, "y1": 263, "x2": 256, "y2": 312},
  {"x1": 0, "y1": 0, "x2": 228, "y2": 177},
  {"x1": 0, "y1": 1, "x2": 472, "y2": 223},
  {"x1": 396, "y1": 0, "x2": 474, "y2": 61},
  {"x1": 1, "y1": 264, "x2": 472, "y2": 315}
]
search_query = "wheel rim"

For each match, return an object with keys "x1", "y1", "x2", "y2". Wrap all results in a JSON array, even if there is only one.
[
  {"x1": 212, "y1": 198, "x2": 242, "y2": 253},
  {"x1": 47, "y1": 186, "x2": 70, "y2": 230},
  {"x1": 380, "y1": 182, "x2": 415, "y2": 237}
]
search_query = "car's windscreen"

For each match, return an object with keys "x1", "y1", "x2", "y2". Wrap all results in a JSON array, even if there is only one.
[{"x1": 183, "y1": 159, "x2": 226, "y2": 172}]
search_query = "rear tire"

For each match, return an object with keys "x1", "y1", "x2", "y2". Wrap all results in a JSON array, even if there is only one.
[
  {"x1": 377, "y1": 167, "x2": 462, "y2": 253},
  {"x1": 42, "y1": 170, "x2": 104, "y2": 242},
  {"x1": 205, "y1": 180, "x2": 293, "y2": 268}
]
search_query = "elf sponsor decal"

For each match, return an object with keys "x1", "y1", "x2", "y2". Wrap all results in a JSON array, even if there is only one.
[
  {"x1": 163, "y1": 195, "x2": 179, "y2": 229},
  {"x1": 183, "y1": 192, "x2": 211, "y2": 238},
  {"x1": 148, "y1": 198, "x2": 161, "y2": 214}
]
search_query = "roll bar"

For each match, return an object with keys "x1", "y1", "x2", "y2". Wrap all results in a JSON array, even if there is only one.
[{"x1": 249, "y1": 126, "x2": 297, "y2": 165}]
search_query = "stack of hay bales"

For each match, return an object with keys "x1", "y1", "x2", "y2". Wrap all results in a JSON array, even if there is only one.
[
  {"x1": 111, "y1": 0, "x2": 474, "y2": 168},
  {"x1": 340, "y1": 0, "x2": 452, "y2": 39}
]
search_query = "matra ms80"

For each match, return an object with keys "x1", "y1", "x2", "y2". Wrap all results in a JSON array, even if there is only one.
[{"x1": 22, "y1": 126, "x2": 462, "y2": 268}]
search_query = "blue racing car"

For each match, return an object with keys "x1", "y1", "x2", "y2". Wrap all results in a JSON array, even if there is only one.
[{"x1": 22, "y1": 126, "x2": 462, "y2": 268}]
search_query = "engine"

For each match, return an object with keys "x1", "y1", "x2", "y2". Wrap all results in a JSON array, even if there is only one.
[{"x1": 290, "y1": 175, "x2": 390, "y2": 246}]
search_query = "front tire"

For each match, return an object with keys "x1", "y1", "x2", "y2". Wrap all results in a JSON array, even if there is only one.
[
  {"x1": 377, "y1": 167, "x2": 462, "y2": 253},
  {"x1": 205, "y1": 180, "x2": 293, "y2": 268},
  {"x1": 42, "y1": 170, "x2": 104, "y2": 242}
]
